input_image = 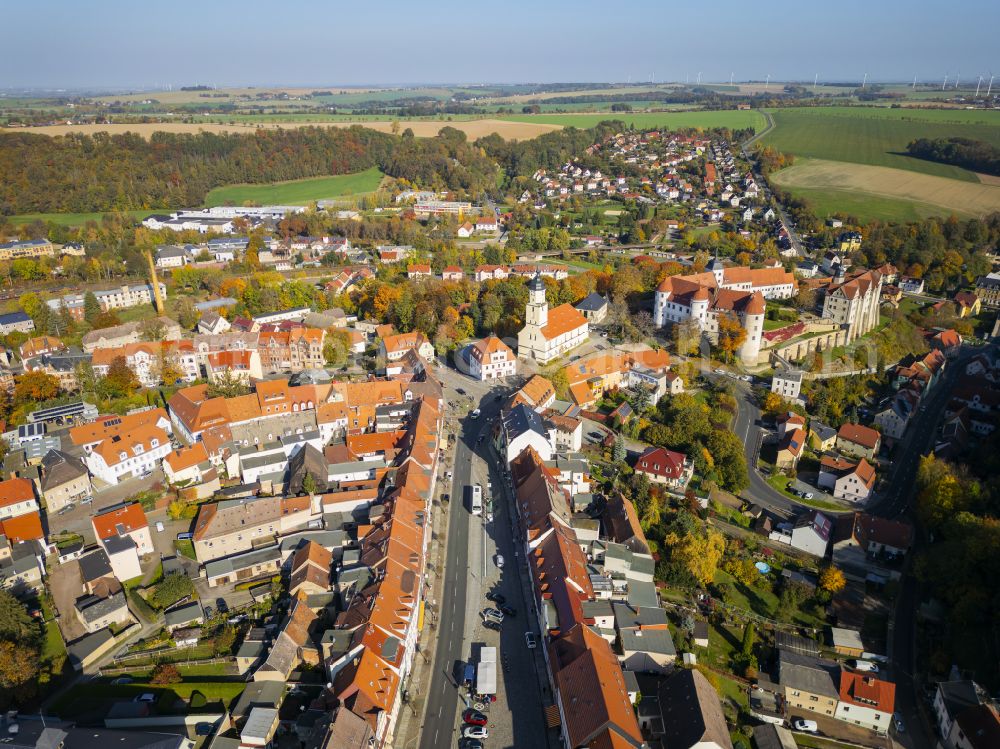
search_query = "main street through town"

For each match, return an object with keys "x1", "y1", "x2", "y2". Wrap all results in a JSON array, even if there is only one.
[{"x1": 416, "y1": 362, "x2": 554, "y2": 749}]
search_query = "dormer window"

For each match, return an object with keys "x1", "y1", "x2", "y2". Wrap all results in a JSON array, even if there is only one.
[
  {"x1": 150, "y1": 438, "x2": 159, "y2": 448},
  {"x1": 119, "y1": 451, "x2": 128, "y2": 462}
]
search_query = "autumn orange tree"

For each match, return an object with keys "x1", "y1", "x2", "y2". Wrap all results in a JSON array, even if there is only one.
[
  {"x1": 716, "y1": 313, "x2": 746, "y2": 362},
  {"x1": 13, "y1": 370, "x2": 60, "y2": 407},
  {"x1": 818, "y1": 565, "x2": 847, "y2": 594}
]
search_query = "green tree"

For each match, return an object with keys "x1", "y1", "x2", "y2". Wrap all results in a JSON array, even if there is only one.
[
  {"x1": 213, "y1": 624, "x2": 236, "y2": 656},
  {"x1": 206, "y1": 370, "x2": 250, "y2": 399},
  {"x1": 301, "y1": 472, "x2": 318, "y2": 495},
  {"x1": 0, "y1": 591, "x2": 34, "y2": 641},
  {"x1": 740, "y1": 621, "x2": 756, "y2": 659},
  {"x1": 148, "y1": 573, "x2": 195, "y2": 609},
  {"x1": 83, "y1": 291, "x2": 101, "y2": 324}
]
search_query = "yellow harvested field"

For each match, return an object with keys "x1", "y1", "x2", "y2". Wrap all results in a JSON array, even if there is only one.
[
  {"x1": 771, "y1": 158, "x2": 1000, "y2": 217},
  {"x1": 2, "y1": 119, "x2": 560, "y2": 141}
]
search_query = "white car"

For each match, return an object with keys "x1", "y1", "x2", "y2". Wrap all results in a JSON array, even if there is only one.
[
  {"x1": 470, "y1": 409, "x2": 481, "y2": 419},
  {"x1": 849, "y1": 659, "x2": 879, "y2": 672},
  {"x1": 792, "y1": 719, "x2": 817, "y2": 732},
  {"x1": 495, "y1": 554, "x2": 504, "y2": 569},
  {"x1": 463, "y1": 726, "x2": 488, "y2": 739},
  {"x1": 155, "y1": 521, "x2": 165, "y2": 533},
  {"x1": 525, "y1": 631, "x2": 537, "y2": 649}
]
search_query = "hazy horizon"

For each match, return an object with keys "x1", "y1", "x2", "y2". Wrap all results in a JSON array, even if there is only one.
[{"x1": 4, "y1": 0, "x2": 999, "y2": 90}]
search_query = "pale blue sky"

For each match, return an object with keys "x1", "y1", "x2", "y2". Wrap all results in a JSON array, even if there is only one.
[{"x1": 3, "y1": 0, "x2": 998, "y2": 89}]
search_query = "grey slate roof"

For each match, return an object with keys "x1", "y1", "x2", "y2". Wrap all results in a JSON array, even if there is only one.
[
  {"x1": 78, "y1": 548, "x2": 114, "y2": 582},
  {"x1": 502, "y1": 402, "x2": 548, "y2": 442},
  {"x1": 75, "y1": 591, "x2": 127, "y2": 623},
  {"x1": 164, "y1": 600, "x2": 204, "y2": 628},
  {"x1": 204, "y1": 545, "x2": 281, "y2": 580},
  {"x1": 41, "y1": 448, "x2": 88, "y2": 492},
  {"x1": 657, "y1": 668, "x2": 733, "y2": 749},
  {"x1": 777, "y1": 649, "x2": 840, "y2": 698},
  {"x1": 575, "y1": 292, "x2": 608, "y2": 312}
]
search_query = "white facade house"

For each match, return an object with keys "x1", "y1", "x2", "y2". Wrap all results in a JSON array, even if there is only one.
[
  {"x1": 771, "y1": 370, "x2": 804, "y2": 401},
  {"x1": 469, "y1": 335, "x2": 516, "y2": 380},
  {"x1": 497, "y1": 404, "x2": 553, "y2": 463},
  {"x1": 84, "y1": 426, "x2": 172, "y2": 485}
]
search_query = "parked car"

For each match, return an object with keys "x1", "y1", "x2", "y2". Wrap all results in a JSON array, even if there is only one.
[
  {"x1": 525, "y1": 631, "x2": 537, "y2": 649},
  {"x1": 463, "y1": 726, "x2": 488, "y2": 739},
  {"x1": 80, "y1": 495, "x2": 94, "y2": 504},
  {"x1": 57, "y1": 504, "x2": 75, "y2": 516},
  {"x1": 486, "y1": 592, "x2": 505, "y2": 605},
  {"x1": 483, "y1": 620, "x2": 501, "y2": 631},
  {"x1": 849, "y1": 659, "x2": 878, "y2": 673},
  {"x1": 495, "y1": 554, "x2": 504, "y2": 569},
  {"x1": 456, "y1": 388, "x2": 467, "y2": 396},
  {"x1": 459, "y1": 740, "x2": 483, "y2": 749},
  {"x1": 177, "y1": 532, "x2": 193, "y2": 540},
  {"x1": 470, "y1": 409, "x2": 481, "y2": 419},
  {"x1": 134, "y1": 693, "x2": 156, "y2": 703},
  {"x1": 111, "y1": 677, "x2": 134, "y2": 685},
  {"x1": 483, "y1": 608, "x2": 504, "y2": 623},
  {"x1": 893, "y1": 714, "x2": 905, "y2": 733},
  {"x1": 499, "y1": 604, "x2": 516, "y2": 617},
  {"x1": 792, "y1": 719, "x2": 817, "y2": 732},
  {"x1": 462, "y1": 709, "x2": 488, "y2": 726},
  {"x1": 195, "y1": 723, "x2": 214, "y2": 736},
  {"x1": 155, "y1": 521, "x2": 165, "y2": 533},
  {"x1": 802, "y1": 492, "x2": 814, "y2": 500}
]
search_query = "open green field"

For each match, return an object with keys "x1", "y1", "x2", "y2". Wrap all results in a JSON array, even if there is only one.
[
  {"x1": 502, "y1": 110, "x2": 767, "y2": 132},
  {"x1": 8, "y1": 208, "x2": 163, "y2": 226},
  {"x1": 775, "y1": 185, "x2": 958, "y2": 222},
  {"x1": 761, "y1": 106, "x2": 1000, "y2": 180},
  {"x1": 763, "y1": 107, "x2": 1000, "y2": 220},
  {"x1": 204, "y1": 167, "x2": 384, "y2": 206}
]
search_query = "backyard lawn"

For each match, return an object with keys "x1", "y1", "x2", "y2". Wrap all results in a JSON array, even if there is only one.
[
  {"x1": 713, "y1": 569, "x2": 826, "y2": 628},
  {"x1": 50, "y1": 675, "x2": 246, "y2": 721}
]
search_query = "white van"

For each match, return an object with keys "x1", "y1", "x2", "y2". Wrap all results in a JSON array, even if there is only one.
[{"x1": 469, "y1": 484, "x2": 483, "y2": 515}]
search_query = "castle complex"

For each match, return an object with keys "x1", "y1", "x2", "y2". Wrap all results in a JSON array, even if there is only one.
[
  {"x1": 820, "y1": 267, "x2": 884, "y2": 341},
  {"x1": 654, "y1": 259, "x2": 794, "y2": 364}
]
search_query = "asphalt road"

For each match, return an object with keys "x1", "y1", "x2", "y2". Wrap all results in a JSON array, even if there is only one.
[
  {"x1": 418, "y1": 399, "x2": 483, "y2": 749},
  {"x1": 725, "y1": 377, "x2": 798, "y2": 519}
]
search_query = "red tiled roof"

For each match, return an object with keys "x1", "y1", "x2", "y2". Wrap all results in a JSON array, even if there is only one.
[
  {"x1": 837, "y1": 423, "x2": 881, "y2": 450},
  {"x1": 1, "y1": 511, "x2": 43, "y2": 543},
  {"x1": 839, "y1": 670, "x2": 895, "y2": 714},
  {"x1": 0, "y1": 478, "x2": 35, "y2": 509},
  {"x1": 92, "y1": 502, "x2": 148, "y2": 541}
]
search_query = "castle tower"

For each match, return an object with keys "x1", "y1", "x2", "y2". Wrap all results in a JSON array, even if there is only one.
[
  {"x1": 740, "y1": 291, "x2": 766, "y2": 365},
  {"x1": 525, "y1": 274, "x2": 548, "y2": 328},
  {"x1": 707, "y1": 256, "x2": 726, "y2": 287}
]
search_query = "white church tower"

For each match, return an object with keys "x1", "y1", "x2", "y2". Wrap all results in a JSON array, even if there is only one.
[{"x1": 525, "y1": 273, "x2": 548, "y2": 327}]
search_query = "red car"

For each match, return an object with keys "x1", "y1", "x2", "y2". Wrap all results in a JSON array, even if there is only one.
[{"x1": 462, "y1": 709, "x2": 488, "y2": 726}]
